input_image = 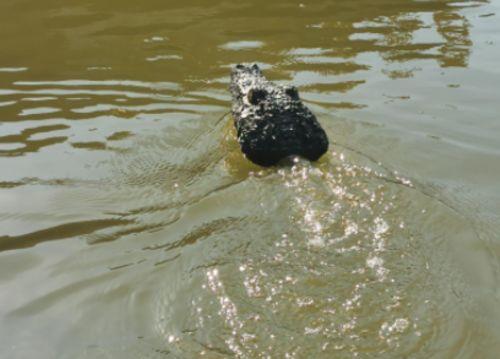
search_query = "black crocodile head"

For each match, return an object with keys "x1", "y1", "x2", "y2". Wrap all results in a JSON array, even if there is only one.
[{"x1": 230, "y1": 64, "x2": 329, "y2": 166}]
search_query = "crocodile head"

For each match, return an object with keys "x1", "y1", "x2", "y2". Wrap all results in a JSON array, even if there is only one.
[{"x1": 230, "y1": 64, "x2": 329, "y2": 166}]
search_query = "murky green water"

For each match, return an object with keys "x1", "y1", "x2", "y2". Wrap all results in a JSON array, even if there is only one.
[{"x1": 1, "y1": 0, "x2": 499, "y2": 357}]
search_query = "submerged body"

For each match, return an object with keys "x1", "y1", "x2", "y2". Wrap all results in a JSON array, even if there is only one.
[{"x1": 230, "y1": 64, "x2": 329, "y2": 166}]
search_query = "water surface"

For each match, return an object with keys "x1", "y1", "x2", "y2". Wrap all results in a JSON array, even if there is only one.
[{"x1": 1, "y1": 0, "x2": 499, "y2": 357}]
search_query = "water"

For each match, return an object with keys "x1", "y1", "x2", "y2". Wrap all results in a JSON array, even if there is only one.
[{"x1": 0, "y1": 0, "x2": 499, "y2": 357}]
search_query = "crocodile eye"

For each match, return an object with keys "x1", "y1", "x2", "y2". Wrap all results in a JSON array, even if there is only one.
[
  {"x1": 247, "y1": 88, "x2": 267, "y2": 105},
  {"x1": 285, "y1": 86, "x2": 299, "y2": 100}
]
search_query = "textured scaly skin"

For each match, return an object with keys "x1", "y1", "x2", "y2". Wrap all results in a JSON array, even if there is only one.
[{"x1": 230, "y1": 64, "x2": 329, "y2": 166}]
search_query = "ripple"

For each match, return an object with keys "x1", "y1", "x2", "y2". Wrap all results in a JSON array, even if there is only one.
[
  {"x1": 0, "y1": 218, "x2": 131, "y2": 252},
  {"x1": 21, "y1": 97, "x2": 58, "y2": 102},
  {"x1": 14, "y1": 79, "x2": 180, "y2": 91},
  {"x1": 219, "y1": 40, "x2": 264, "y2": 51},
  {"x1": 0, "y1": 123, "x2": 70, "y2": 156},
  {"x1": 0, "y1": 67, "x2": 28, "y2": 73},
  {"x1": 143, "y1": 36, "x2": 167, "y2": 43},
  {"x1": 71, "y1": 102, "x2": 225, "y2": 115},
  {"x1": 0, "y1": 88, "x2": 174, "y2": 100},
  {"x1": 0, "y1": 100, "x2": 16, "y2": 107},
  {"x1": 19, "y1": 107, "x2": 60, "y2": 116},
  {"x1": 287, "y1": 48, "x2": 332, "y2": 56},
  {"x1": 146, "y1": 54, "x2": 183, "y2": 62}
]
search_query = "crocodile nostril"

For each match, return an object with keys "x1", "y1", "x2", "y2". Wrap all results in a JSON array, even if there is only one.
[{"x1": 247, "y1": 88, "x2": 268, "y2": 105}]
